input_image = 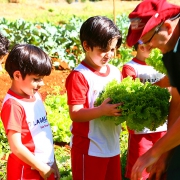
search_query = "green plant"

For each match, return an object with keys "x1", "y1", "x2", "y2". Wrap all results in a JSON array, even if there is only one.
[
  {"x1": 110, "y1": 46, "x2": 133, "y2": 70},
  {"x1": 0, "y1": 121, "x2": 9, "y2": 180},
  {"x1": 0, "y1": 14, "x2": 131, "y2": 70},
  {"x1": 120, "y1": 122, "x2": 129, "y2": 180},
  {"x1": 145, "y1": 48, "x2": 167, "y2": 75},
  {"x1": 95, "y1": 77, "x2": 170, "y2": 131},
  {"x1": 0, "y1": 121, "x2": 10, "y2": 160},
  {"x1": 54, "y1": 146, "x2": 72, "y2": 179},
  {"x1": 45, "y1": 92, "x2": 71, "y2": 144},
  {"x1": 116, "y1": 13, "x2": 130, "y2": 44}
]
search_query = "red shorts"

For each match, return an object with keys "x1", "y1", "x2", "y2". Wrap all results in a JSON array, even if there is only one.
[
  {"x1": 71, "y1": 147, "x2": 122, "y2": 180},
  {"x1": 125, "y1": 131, "x2": 166, "y2": 180},
  {"x1": 7, "y1": 154, "x2": 55, "y2": 180}
]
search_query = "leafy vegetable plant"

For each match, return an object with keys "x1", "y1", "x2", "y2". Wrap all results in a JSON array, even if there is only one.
[
  {"x1": 145, "y1": 48, "x2": 167, "y2": 75},
  {"x1": 94, "y1": 77, "x2": 170, "y2": 132},
  {"x1": 44, "y1": 93, "x2": 71, "y2": 144}
]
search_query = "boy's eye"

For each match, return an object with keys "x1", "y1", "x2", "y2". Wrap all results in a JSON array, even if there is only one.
[
  {"x1": 33, "y1": 78, "x2": 41, "y2": 82},
  {"x1": 98, "y1": 47, "x2": 107, "y2": 52},
  {"x1": 100, "y1": 47, "x2": 116, "y2": 53},
  {"x1": 101, "y1": 48, "x2": 108, "y2": 52}
]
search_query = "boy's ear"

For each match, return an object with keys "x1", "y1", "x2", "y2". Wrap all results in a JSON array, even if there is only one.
[
  {"x1": 13, "y1": 71, "x2": 22, "y2": 80},
  {"x1": 83, "y1": 41, "x2": 90, "y2": 51},
  {"x1": 139, "y1": 44, "x2": 145, "y2": 52}
]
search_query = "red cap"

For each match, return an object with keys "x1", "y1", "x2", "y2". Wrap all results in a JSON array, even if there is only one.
[{"x1": 126, "y1": 0, "x2": 180, "y2": 47}]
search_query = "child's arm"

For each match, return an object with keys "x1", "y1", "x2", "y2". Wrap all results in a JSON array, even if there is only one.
[
  {"x1": 7, "y1": 130, "x2": 55, "y2": 179},
  {"x1": 69, "y1": 98, "x2": 122, "y2": 122}
]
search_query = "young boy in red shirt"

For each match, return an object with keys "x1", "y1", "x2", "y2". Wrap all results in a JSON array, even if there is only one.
[
  {"x1": 1, "y1": 44, "x2": 60, "y2": 180},
  {"x1": 66, "y1": 16, "x2": 123, "y2": 180}
]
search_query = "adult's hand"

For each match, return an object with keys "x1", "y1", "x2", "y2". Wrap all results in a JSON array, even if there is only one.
[
  {"x1": 147, "y1": 152, "x2": 170, "y2": 180},
  {"x1": 131, "y1": 148, "x2": 160, "y2": 180}
]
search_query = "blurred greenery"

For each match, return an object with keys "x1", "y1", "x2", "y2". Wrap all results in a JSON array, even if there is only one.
[{"x1": 0, "y1": 0, "x2": 139, "y2": 24}]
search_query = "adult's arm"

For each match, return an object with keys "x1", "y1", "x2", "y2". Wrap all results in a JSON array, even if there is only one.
[
  {"x1": 153, "y1": 75, "x2": 170, "y2": 88},
  {"x1": 131, "y1": 107, "x2": 180, "y2": 180},
  {"x1": 167, "y1": 87, "x2": 180, "y2": 128}
]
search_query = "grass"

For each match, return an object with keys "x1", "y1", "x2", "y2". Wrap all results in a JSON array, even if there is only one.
[
  {"x1": 0, "y1": 0, "x2": 141, "y2": 24},
  {"x1": 1, "y1": 0, "x2": 179, "y2": 25}
]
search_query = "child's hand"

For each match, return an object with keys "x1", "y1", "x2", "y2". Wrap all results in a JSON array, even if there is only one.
[
  {"x1": 100, "y1": 97, "x2": 122, "y2": 116},
  {"x1": 39, "y1": 163, "x2": 55, "y2": 180}
]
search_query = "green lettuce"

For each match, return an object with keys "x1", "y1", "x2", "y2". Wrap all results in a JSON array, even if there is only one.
[
  {"x1": 94, "y1": 77, "x2": 170, "y2": 132},
  {"x1": 145, "y1": 48, "x2": 167, "y2": 75}
]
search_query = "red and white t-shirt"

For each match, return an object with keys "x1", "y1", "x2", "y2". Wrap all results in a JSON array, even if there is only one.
[
  {"x1": 122, "y1": 58, "x2": 167, "y2": 134},
  {"x1": 1, "y1": 89, "x2": 54, "y2": 166},
  {"x1": 66, "y1": 61, "x2": 122, "y2": 157}
]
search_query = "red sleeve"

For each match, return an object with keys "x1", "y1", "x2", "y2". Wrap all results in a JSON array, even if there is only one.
[
  {"x1": 1, "y1": 99, "x2": 25, "y2": 135},
  {"x1": 122, "y1": 64, "x2": 136, "y2": 80},
  {"x1": 65, "y1": 70, "x2": 89, "y2": 105}
]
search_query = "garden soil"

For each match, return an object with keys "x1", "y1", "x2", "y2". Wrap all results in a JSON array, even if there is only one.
[{"x1": 0, "y1": 69, "x2": 71, "y2": 107}]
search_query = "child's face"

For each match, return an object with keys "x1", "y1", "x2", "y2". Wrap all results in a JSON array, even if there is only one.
[
  {"x1": 139, "y1": 44, "x2": 152, "y2": 59},
  {"x1": 17, "y1": 74, "x2": 44, "y2": 98},
  {"x1": 85, "y1": 38, "x2": 118, "y2": 71}
]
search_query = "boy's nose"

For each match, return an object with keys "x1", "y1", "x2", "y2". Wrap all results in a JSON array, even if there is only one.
[
  {"x1": 105, "y1": 51, "x2": 113, "y2": 58},
  {"x1": 38, "y1": 80, "x2": 45, "y2": 86}
]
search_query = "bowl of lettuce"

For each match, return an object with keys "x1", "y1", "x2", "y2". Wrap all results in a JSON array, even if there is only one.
[{"x1": 94, "y1": 77, "x2": 170, "y2": 132}]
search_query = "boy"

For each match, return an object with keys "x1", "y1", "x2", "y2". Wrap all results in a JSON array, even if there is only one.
[
  {"x1": 0, "y1": 33, "x2": 9, "y2": 71},
  {"x1": 122, "y1": 42, "x2": 170, "y2": 180},
  {"x1": 1, "y1": 44, "x2": 60, "y2": 180},
  {"x1": 65, "y1": 16, "x2": 123, "y2": 180}
]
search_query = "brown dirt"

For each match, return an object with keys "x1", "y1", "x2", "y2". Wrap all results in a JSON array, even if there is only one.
[{"x1": 0, "y1": 69, "x2": 70, "y2": 107}]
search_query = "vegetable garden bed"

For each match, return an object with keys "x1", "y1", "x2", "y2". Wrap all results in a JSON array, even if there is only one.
[{"x1": 0, "y1": 68, "x2": 71, "y2": 107}]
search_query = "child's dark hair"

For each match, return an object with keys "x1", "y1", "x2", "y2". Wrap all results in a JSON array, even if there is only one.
[
  {"x1": 80, "y1": 16, "x2": 122, "y2": 51},
  {"x1": 0, "y1": 33, "x2": 9, "y2": 56},
  {"x1": 133, "y1": 42, "x2": 139, "y2": 51},
  {"x1": 5, "y1": 44, "x2": 52, "y2": 79}
]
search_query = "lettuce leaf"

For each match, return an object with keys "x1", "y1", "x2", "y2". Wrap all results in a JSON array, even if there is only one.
[
  {"x1": 94, "y1": 77, "x2": 170, "y2": 132},
  {"x1": 145, "y1": 48, "x2": 167, "y2": 75}
]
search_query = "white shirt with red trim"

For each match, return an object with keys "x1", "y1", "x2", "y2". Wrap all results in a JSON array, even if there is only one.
[
  {"x1": 122, "y1": 58, "x2": 167, "y2": 134},
  {"x1": 66, "y1": 61, "x2": 122, "y2": 157},
  {"x1": 1, "y1": 90, "x2": 54, "y2": 166}
]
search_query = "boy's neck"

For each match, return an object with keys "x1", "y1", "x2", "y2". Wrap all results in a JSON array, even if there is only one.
[
  {"x1": 10, "y1": 85, "x2": 34, "y2": 99},
  {"x1": 135, "y1": 54, "x2": 146, "y2": 62},
  {"x1": 83, "y1": 59, "x2": 108, "y2": 73}
]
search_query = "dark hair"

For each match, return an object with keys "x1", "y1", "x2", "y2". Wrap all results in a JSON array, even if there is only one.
[
  {"x1": 134, "y1": 42, "x2": 139, "y2": 51},
  {"x1": 5, "y1": 44, "x2": 52, "y2": 79},
  {"x1": 0, "y1": 33, "x2": 9, "y2": 56},
  {"x1": 80, "y1": 16, "x2": 122, "y2": 51}
]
